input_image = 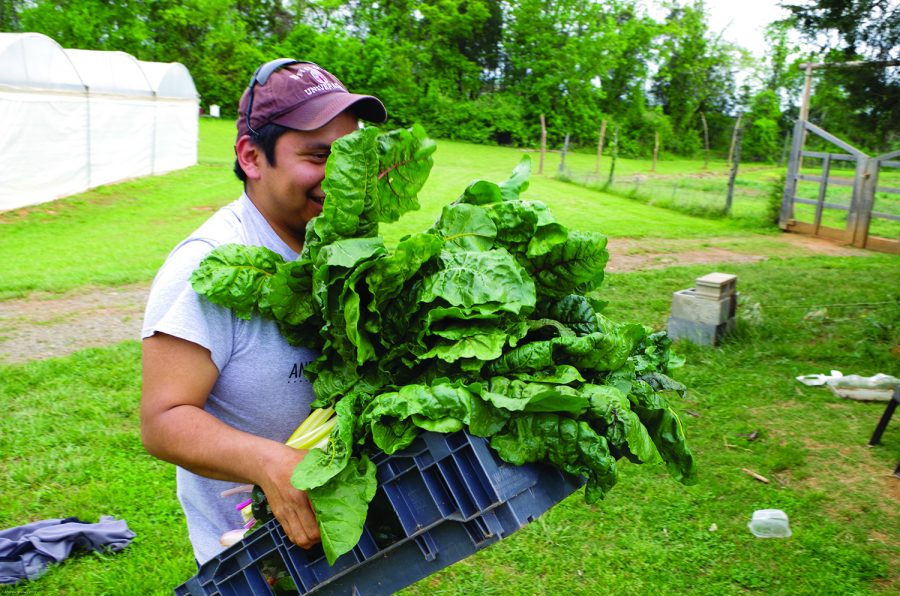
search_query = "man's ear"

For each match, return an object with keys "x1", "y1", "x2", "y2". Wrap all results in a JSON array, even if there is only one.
[{"x1": 235, "y1": 135, "x2": 263, "y2": 180}]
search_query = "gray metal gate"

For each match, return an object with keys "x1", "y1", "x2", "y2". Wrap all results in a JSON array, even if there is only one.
[{"x1": 779, "y1": 119, "x2": 900, "y2": 254}]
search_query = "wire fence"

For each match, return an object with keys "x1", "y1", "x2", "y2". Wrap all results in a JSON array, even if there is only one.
[{"x1": 549, "y1": 154, "x2": 785, "y2": 225}]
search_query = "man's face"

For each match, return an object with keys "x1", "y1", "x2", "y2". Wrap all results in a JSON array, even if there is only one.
[{"x1": 249, "y1": 112, "x2": 359, "y2": 248}]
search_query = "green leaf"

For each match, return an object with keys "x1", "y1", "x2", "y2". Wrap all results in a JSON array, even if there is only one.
[
  {"x1": 418, "y1": 330, "x2": 509, "y2": 363},
  {"x1": 584, "y1": 383, "x2": 661, "y2": 465},
  {"x1": 190, "y1": 244, "x2": 284, "y2": 320},
  {"x1": 361, "y1": 382, "x2": 507, "y2": 451},
  {"x1": 482, "y1": 377, "x2": 589, "y2": 415},
  {"x1": 292, "y1": 396, "x2": 360, "y2": 491},
  {"x1": 535, "y1": 294, "x2": 600, "y2": 335},
  {"x1": 486, "y1": 201, "x2": 538, "y2": 247},
  {"x1": 365, "y1": 232, "x2": 443, "y2": 305},
  {"x1": 375, "y1": 123, "x2": 436, "y2": 223},
  {"x1": 458, "y1": 179, "x2": 503, "y2": 205},
  {"x1": 258, "y1": 259, "x2": 316, "y2": 327},
  {"x1": 498, "y1": 155, "x2": 531, "y2": 200},
  {"x1": 432, "y1": 203, "x2": 497, "y2": 252},
  {"x1": 417, "y1": 249, "x2": 536, "y2": 314},
  {"x1": 489, "y1": 413, "x2": 616, "y2": 503},
  {"x1": 308, "y1": 454, "x2": 377, "y2": 565},
  {"x1": 526, "y1": 231, "x2": 609, "y2": 297},
  {"x1": 627, "y1": 381, "x2": 697, "y2": 484},
  {"x1": 321, "y1": 127, "x2": 380, "y2": 239}
]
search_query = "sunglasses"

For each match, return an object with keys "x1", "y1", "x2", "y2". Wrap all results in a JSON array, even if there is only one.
[{"x1": 244, "y1": 58, "x2": 319, "y2": 136}]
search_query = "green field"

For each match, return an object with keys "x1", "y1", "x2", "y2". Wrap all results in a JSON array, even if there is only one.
[
  {"x1": 0, "y1": 119, "x2": 897, "y2": 595},
  {"x1": 558, "y1": 146, "x2": 900, "y2": 240}
]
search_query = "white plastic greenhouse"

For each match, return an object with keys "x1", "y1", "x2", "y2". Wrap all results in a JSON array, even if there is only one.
[{"x1": 0, "y1": 32, "x2": 199, "y2": 211}]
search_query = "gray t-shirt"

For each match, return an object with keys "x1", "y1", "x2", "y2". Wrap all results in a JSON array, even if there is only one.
[{"x1": 142, "y1": 193, "x2": 318, "y2": 565}]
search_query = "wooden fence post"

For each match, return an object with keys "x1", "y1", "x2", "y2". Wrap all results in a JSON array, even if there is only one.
[
  {"x1": 559, "y1": 133, "x2": 570, "y2": 175},
  {"x1": 779, "y1": 128, "x2": 791, "y2": 167},
  {"x1": 652, "y1": 131, "x2": 660, "y2": 172},
  {"x1": 539, "y1": 114, "x2": 547, "y2": 175},
  {"x1": 595, "y1": 119, "x2": 607, "y2": 175},
  {"x1": 725, "y1": 118, "x2": 745, "y2": 214},
  {"x1": 727, "y1": 112, "x2": 743, "y2": 167},
  {"x1": 606, "y1": 124, "x2": 619, "y2": 187},
  {"x1": 700, "y1": 112, "x2": 710, "y2": 169}
]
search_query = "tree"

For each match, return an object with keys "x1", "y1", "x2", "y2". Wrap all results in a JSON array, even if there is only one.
[
  {"x1": 18, "y1": 0, "x2": 150, "y2": 55},
  {"x1": 743, "y1": 89, "x2": 783, "y2": 161},
  {"x1": 781, "y1": 0, "x2": 900, "y2": 150},
  {"x1": 0, "y1": 0, "x2": 23, "y2": 31},
  {"x1": 651, "y1": 0, "x2": 738, "y2": 155}
]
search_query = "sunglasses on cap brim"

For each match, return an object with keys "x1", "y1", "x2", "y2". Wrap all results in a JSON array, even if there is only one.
[{"x1": 244, "y1": 58, "x2": 319, "y2": 136}]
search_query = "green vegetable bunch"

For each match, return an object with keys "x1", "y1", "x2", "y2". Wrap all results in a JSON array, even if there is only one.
[{"x1": 191, "y1": 125, "x2": 697, "y2": 564}]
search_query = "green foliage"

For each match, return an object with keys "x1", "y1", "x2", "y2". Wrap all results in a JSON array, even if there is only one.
[
  {"x1": 743, "y1": 90, "x2": 784, "y2": 162},
  {"x1": 766, "y1": 173, "x2": 787, "y2": 226},
  {"x1": 651, "y1": 1, "x2": 738, "y2": 156},
  {"x1": 5, "y1": 0, "x2": 893, "y2": 155},
  {"x1": 784, "y1": 0, "x2": 900, "y2": 151}
]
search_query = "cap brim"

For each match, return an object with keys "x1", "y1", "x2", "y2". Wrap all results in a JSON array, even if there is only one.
[{"x1": 271, "y1": 92, "x2": 387, "y2": 131}]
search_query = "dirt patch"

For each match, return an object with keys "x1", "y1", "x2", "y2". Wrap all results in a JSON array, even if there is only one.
[
  {"x1": 0, "y1": 233, "x2": 875, "y2": 364},
  {"x1": 0, "y1": 284, "x2": 148, "y2": 364},
  {"x1": 606, "y1": 240, "x2": 767, "y2": 272}
]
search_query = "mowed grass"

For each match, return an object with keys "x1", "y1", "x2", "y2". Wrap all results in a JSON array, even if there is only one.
[
  {"x1": 0, "y1": 120, "x2": 748, "y2": 299},
  {"x1": 1, "y1": 256, "x2": 897, "y2": 594},
  {"x1": 558, "y1": 145, "x2": 900, "y2": 240},
  {"x1": 0, "y1": 119, "x2": 898, "y2": 594}
]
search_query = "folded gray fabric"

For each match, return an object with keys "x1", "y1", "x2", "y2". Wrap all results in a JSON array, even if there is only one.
[{"x1": 0, "y1": 516, "x2": 136, "y2": 585}]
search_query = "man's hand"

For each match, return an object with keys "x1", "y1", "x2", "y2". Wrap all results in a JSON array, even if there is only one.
[
  {"x1": 141, "y1": 332, "x2": 321, "y2": 549},
  {"x1": 255, "y1": 445, "x2": 320, "y2": 548}
]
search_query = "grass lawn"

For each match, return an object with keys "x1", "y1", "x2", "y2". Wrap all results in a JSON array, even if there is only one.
[
  {"x1": 1, "y1": 256, "x2": 897, "y2": 595},
  {"x1": 0, "y1": 119, "x2": 897, "y2": 594},
  {"x1": 0, "y1": 120, "x2": 752, "y2": 299}
]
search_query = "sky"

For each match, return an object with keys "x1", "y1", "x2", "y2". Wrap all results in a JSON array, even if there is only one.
[
  {"x1": 640, "y1": 0, "x2": 794, "y2": 58},
  {"x1": 703, "y1": 0, "x2": 793, "y2": 57}
]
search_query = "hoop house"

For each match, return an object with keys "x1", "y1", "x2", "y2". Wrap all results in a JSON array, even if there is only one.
[
  {"x1": 65, "y1": 48, "x2": 157, "y2": 190},
  {"x1": 138, "y1": 60, "x2": 200, "y2": 174},
  {"x1": 0, "y1": 32, "x2": 89, "y2": 210},
  {"x1": 0, "y1": 33, "x2": 199, "y2": 211}
]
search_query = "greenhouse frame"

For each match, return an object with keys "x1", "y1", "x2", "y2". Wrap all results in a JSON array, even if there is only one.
[{"x1": 0, "y1": 32, "x2": 199, "y2": 211}]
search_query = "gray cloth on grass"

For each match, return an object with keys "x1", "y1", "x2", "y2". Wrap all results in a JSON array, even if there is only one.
[{"x1": 0, "y1": 516, "x2": 135, "y2": 585}]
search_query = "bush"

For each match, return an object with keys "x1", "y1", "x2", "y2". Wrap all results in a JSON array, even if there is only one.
[{"x1": 766, "y1": 173, "x2": 786, "y2": 226}]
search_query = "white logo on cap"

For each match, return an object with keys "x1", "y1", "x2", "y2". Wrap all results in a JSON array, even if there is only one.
[{"x1": 291, "y1": 65, "x2": 345, "y2": 96}]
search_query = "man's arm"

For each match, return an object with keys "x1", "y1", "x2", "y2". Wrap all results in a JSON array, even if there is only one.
[{"x1": 140, "y1": 332, "x2": 319, "y2": 548}]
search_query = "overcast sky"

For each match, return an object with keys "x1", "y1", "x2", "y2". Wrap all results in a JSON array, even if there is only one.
[
  {"x1": 704, "y1": 0, "x2": 793, "y2": 56},
  {"x1": 640, "y1": 0, "x2": 794, "y2": 58}
]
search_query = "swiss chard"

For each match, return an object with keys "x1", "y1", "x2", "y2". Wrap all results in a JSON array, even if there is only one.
[{"x1": 192, "y1": 125, "x2": 696, "y2": 564}]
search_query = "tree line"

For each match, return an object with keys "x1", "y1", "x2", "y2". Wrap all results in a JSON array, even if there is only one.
[{"x1": 2, "y1": 0, "x2": 896, "y2": 160}]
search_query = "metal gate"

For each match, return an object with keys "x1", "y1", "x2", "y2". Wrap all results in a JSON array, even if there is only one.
[{"x1": 779, "y1": 119, "x2": 900, "y2": 254}]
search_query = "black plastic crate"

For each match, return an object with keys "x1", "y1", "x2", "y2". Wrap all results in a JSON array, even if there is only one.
[{"x1": 176, "y1": 430, "x2": 584, "y2": 595}]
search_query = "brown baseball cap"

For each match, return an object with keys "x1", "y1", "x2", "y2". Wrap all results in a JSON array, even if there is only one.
[{"x1": 236, "y1": 60, "x2": 387, "y2": 139}]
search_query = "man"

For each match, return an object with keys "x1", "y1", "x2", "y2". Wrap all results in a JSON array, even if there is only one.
[{"x1": 140, "y1": 59, "x2": 387, "y2": 565}]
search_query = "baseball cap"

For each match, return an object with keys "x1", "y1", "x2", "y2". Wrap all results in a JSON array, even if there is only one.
[{"x1": 236, "y1": 59, "x2": 387, "y2": 139}]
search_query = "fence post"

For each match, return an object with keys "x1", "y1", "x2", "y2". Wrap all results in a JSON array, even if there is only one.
[
  {"x1": 849, "y1": 156, "x2": 878, "y2": 248},
  {"x1": 595, "y1": 119, "x2": 607, "y2": 175},
  {"x1": 779, "y1": 120, "x2": 806, "y2": 228},
  {"x1": 700, "y1": 112, "x2": 710, "y2": 169},
  {"x1": 727, "y1": 112, "x2": 743, "y2": 167},
  {"x1": 779, "y1": 128, "x2": 791, "y2": 167},
  {"x1": 559, "y1": 133, "x2": 570, "y2": 176},
  {"x1": 813, "y1": 154, "x2": 832, "y2": 235},
  {"x1": 725, "y1": 119, "x2": 744, "y2": 215},
  {"x1": 606, "y1": 124, "x2": 619, "y2": 187},
  {"x1": 539, "y1": 114, "x2": 546, "y2": 175},
  {"x1": 652, "y1": 131, "x2": 660, "y2": 172}
]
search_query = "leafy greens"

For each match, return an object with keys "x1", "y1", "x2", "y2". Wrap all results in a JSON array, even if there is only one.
[{"x1": 191, "y1": 124, "x2": 697, "y2": 564}]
